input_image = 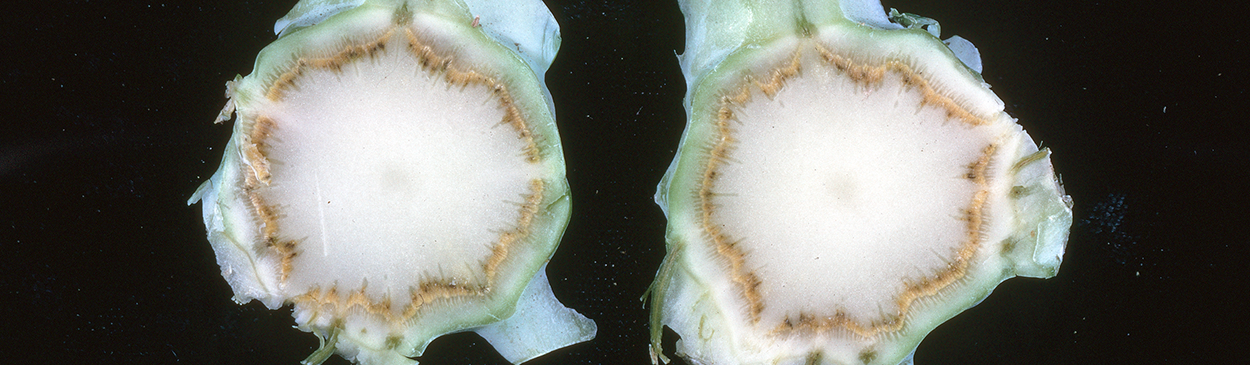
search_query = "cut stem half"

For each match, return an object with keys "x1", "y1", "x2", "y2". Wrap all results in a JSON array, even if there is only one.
[
  {"x1": 648, "y1": 1, "x2": 1072, "y2": 365},
  {"x1": 189, "y1": 1, "x2": 594, "y2": 364}
]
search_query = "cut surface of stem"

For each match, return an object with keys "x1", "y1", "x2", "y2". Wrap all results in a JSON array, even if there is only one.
[
  {"x1": 649, "y1": 1, "x2": 1073, "y2": 365},
  {"x1": 189, "y1": 1, "x2": 593, "y2": 364}
]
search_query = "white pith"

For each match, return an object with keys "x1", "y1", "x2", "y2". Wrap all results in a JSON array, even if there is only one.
[
  {"x1": 712, "y1": 49, "x2": 998, "y2": 329},
  {"x1": 259, "y1": 34, "x2": 542, "y2": 310}
]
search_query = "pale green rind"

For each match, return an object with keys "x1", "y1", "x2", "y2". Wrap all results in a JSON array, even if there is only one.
[
  {"x1": 192, "y1": 0, "x2": 589, "y2": 363},
  {"x1": 1005, "y1": 137, "x2": 1074, "y2": 278},
  {"x1": 189, "y1": 134, "x2": 285, "y2": 308}
]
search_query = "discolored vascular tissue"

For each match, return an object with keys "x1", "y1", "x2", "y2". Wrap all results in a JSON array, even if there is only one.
[
  {"x1": 188, "y1": 1, "x2": 594, "y2": 364},
  {"x1": 647, "y1": 1, "x2": 1073, "y2": 365}
]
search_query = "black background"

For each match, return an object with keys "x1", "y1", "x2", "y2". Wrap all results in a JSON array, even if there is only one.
[{"x1": 2, "y1": 0, "x2": 1246, "y2": 364}]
